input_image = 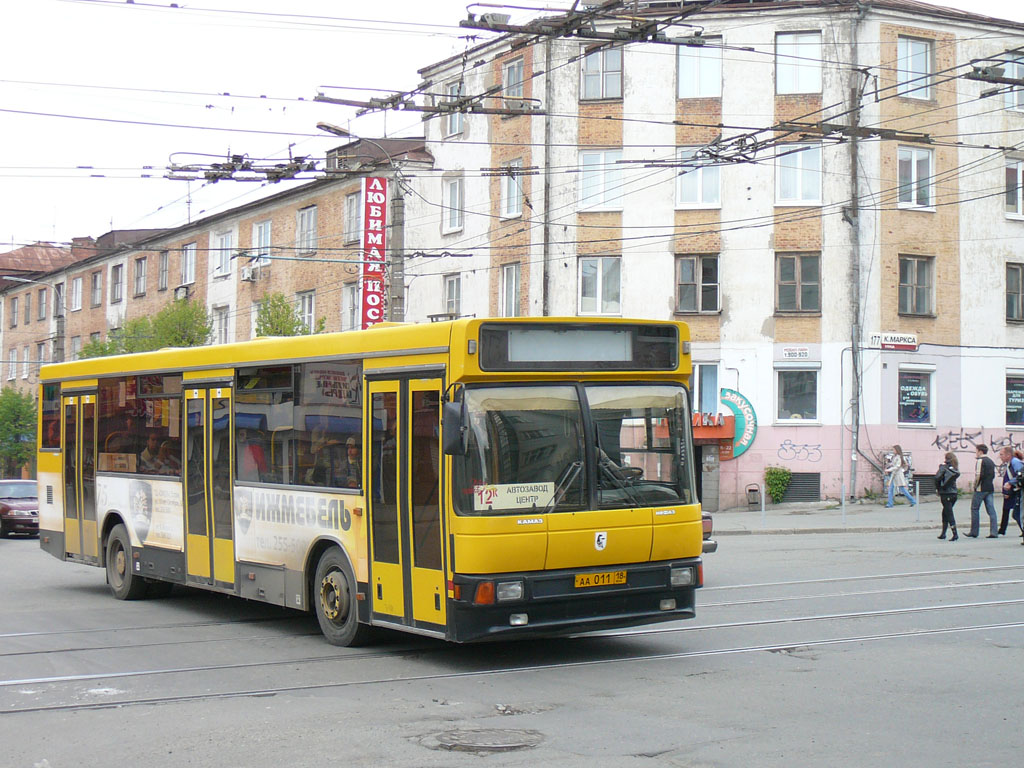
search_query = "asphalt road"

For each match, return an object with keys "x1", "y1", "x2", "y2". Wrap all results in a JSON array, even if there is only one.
[{"x1": 1, "y1": 530, "x2": 1022, "y2": 767}]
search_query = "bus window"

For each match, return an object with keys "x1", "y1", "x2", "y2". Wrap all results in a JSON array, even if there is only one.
[
  {"x1": 96, "y1": 376, "x2": 182, "y2": 477},
  {"x1": 411, "y1": 389, "x2": 441, "y2": 569},
  {"x1": 41, "y1": 383, "x2": 61, "y2": 449}
]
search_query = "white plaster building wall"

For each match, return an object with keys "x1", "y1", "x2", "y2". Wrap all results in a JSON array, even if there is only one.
[
  {"x1": 620, "y1": 43, "x2": 677, "y2": 321},
  {"x1": 206, "y1": 221, "x2": 237, "y2": 344}
]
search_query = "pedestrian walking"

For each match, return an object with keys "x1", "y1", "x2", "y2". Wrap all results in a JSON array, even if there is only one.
[
  {"x1": 934, "y1": 452, "x2": 960, "y2": 541},
  {"x1": 885, "y1": 444, "x2": 917, "y2": 507},
  {"x1": 966, "y1": 444, "x2": 998, "y2": 538},
  {"x1": 996, "y1": 446, "x2": 1024, "y2": 539}
]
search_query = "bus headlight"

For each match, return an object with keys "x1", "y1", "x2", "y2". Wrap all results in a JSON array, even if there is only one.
[
  {"x1": 496, "y1": 581, "x2": 524, "y2": 602},
  {"x1": 670, "y1": 567, "x2": 695, "y2": 587}
]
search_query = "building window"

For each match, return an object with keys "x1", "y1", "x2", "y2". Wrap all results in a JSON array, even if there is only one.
[
  {"x1": 54, "y1": 283, "x2": 64, "y2": 316},
  {"x1": 579, "y1": 256, "x2": 621, "y2": 315},
  {"x1": 90, "y1": 331, "x2": 100, "y2": 343},
  {"x1": 110, "y1": 264, "x2": 123, "y2": 303},
  {"x1": 133, "y1": 257, "x2": 147, "y2": 296},
  {"x1": 676, "y1": 148, "x2": 720, "y2": 206},
  {"x1": 579, "y1": 149, "x2": 623, "y2": 210},
  {"x1": 1005, "y1": 54, "x2": 1024, "y2": 111},
  {"x1": 504, "y1": 57, "x2": 525, "y2": 103},
  {"x1": 21, "y1": 346, "x2": 29, "y2": 379},
  {"x1": 1006, "y1": 160, "x2": 1024, "y2": 216},
  {"x1": 23, "y1": 293, "x2": 31, "y2": 324},
  {"x1": 581, "y1": 45, "x2": 622, "y2": 100},
  {"x1": 214, "y1": 305, "x2": 230, "y2": 345},
  {"x1": 678, "y1": 39, "x2": 722, "y2": 98},
  {"x1": 250, "y1": 300, "x2": 263, "y2": 338},
  {"x1": 7, "y1": 349, "x2": 15, "y2": 380},
  {"x1": 898, "y1": 369, "x2": 932, "y2": 424},
  {"x1": 501, "y1": 262, "x2": 521, "y2": 317},
  {"x1": 37, "y1": 288, "x2": 46, "y2": 320},
  {"x1": 297, "y1": 206, "x2": 317, "y2": 255},
  {"x1": 695, "y1": 363, "x2": 719, "y2": 415},
  {"x1": 444, "y1": 81, "x2": 464, "y2": 136},
  {"x1": 253, "y1": 222, "x2": 271, "y2": 267},
  {"x1": 70, "y1": 278, "x2": 82, "y2": 311},
  {"x1": 1007, "y1": 372, "x2": 1024, "y2": 426},
  {"x1": 344, "y1": 193, "x2": 361, "y2": 243},
  {"x1": 297, "y1": 291, "x2": 314, "y2": 333},
  {"x1": 71, "y1": 336, "x2": 82, "y2": 360},
  {"x1": 776, "y1": 143, "x2": 821, "y2": 204},
  {"x1": 776, "y1": 32, "x2": 821, "y2": 94},
  {"x1": 444, "y1": 274, "x2": 461, "y2": 316},
  {"x1": 342, "y1": 282, "x2": 360, "y2": 331},
  {"x1": 90, "y1": 271, "x2": 102, "y2": 306},
  {"x1": 500, "y1": 159, "x2": 523, "y2": 218},
  {"x1": 443, "y1": 177, "x2": 464, "y2": 232},
  {"x1": 181, "y1": 243, "x2": 196, "y2": 285},
  {"x1": 897, "y1": 36, "x2": 933, "y2": 99},
  {"x1": 36, "y1": 342, "x2": 45, "y2": 369},
  {"x1": 676, "y1": 255, "x2": 719, "y2": 313},
  {"x1": 214, "y1": 231, "x2": 232, "y2": 276},
  {"x1": 899, "y1": 255, "x2": 933, "y2": 315},
  {"x1": 1008, "y1": 263, "x2": 1024, "y2": 321},
  {"x1": 158, "y1": 251, "x2": 169, "y2": 291},
  {"x1": 776, "y1": 253, "x2": 820, "y2": 313},
  {"x1": 9, "y1": 297, "x2": 17, "y2": 327},
  {"x1": 777, "y1": 368, "x2": 818, "y2": 421},
  {"x1": 898, "y1": 147, "x2": 934, "y2": 208}
]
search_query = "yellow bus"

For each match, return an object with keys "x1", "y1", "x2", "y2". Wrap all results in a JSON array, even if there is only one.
[{"x1": 37, "y1": 317, "x2": 704, "y2": 645}]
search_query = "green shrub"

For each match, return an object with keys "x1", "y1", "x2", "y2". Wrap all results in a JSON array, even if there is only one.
[{"x1": 765, "y1": 465, "x2": 792, "y2": 504}]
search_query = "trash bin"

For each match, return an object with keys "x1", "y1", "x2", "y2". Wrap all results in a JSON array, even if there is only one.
[{"x1": 746, "y1": 483, "x2": 761, "y2": 508}]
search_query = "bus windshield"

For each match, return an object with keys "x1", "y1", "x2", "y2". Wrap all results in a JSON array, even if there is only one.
[{"x1": 451, "y1": 383, "x2": 695, "y2": 515}]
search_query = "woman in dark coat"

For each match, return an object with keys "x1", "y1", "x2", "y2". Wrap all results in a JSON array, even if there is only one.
[{"x1": 935, "y1": 451, "x2": 960, "y2": 541}]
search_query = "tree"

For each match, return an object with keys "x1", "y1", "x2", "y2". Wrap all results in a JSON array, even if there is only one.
[
  {"x1": 0, "y1": 387, "x2": 36, "y2": 477},
  {"x1": 79, "y1": 299, "x2": 211, "y2": 359},
  {"x1": 255, "y1": 292, "x2": 325, "y2": 337}
]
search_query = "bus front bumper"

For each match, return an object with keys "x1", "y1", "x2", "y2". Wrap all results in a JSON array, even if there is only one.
[{"x1": 448, "y1": 557, "x2": 701, "y2": 643}]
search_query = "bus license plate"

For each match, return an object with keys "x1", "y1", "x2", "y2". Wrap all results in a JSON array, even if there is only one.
[{"x1": 574, "y1": 570, "x2": 626, "y2": 588}]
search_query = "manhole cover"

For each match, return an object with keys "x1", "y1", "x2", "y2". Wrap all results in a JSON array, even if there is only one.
[{"x1": 427, "y1": 728, "x2": 543, "y2": 753}]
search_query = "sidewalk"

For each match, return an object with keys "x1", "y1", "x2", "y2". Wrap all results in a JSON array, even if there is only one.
[{"x1": 713, "y1": 496, "x2": 951, "y2": 536}]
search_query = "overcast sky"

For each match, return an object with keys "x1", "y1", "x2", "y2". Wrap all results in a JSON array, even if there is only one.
[{"x1": 1, "y1": 0, "x2": 1022, "y2": 254}]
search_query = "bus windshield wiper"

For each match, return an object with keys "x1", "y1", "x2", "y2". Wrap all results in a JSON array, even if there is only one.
[
  {"x1": 543, "y1": 460, "x2": 582, "y2": 514},
  {"x1": 598, "y1": 454, "x2": 643, "y2": 506}
]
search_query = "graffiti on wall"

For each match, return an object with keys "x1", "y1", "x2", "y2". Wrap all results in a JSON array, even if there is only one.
[
  {"x1": 776, "y1": 440, "x2": 823, "y2": 462},
  {"x1": 931, "y1": 429, "x2": 1022, "y2": 453}
]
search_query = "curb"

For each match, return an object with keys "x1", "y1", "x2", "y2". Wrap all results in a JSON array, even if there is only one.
[{"x1": 717, "y1": 525, "x2": 935, "y2": 536}]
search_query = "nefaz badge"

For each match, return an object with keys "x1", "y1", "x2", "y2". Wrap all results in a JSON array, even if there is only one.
[{"x1": 594, "y1": 531, "x2": 608, "y2": 551}]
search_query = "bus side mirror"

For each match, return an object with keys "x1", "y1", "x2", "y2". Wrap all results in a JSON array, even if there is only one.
[{"x1": 442, "y1": 400, "x2": 468, "y2": 456}]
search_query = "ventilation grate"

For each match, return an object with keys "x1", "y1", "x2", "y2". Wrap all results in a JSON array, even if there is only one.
[
  {"x1": 782, "y1": 472, "x2": 821, "y2": 502},
  {"x1": 46, "y1": 485, "x2": 54, "y2": 505}
]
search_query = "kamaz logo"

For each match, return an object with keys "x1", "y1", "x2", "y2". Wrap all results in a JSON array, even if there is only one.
[{"x1": 594, "y1": 531, "x2": 607, "y2": 551}]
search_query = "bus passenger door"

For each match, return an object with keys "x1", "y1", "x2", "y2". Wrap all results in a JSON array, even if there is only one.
[
  {"x1": 184, "y1": 386, "x2": 235, "y2": 590},
  {"x1": 367, "y1": 378, "x2": 446, "y2": 632},
  {"x1": 62, "y1": 393, "x2": 98, "y2": 562}
]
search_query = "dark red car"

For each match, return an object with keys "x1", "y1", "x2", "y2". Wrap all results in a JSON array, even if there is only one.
[
  {"x1": 0, "y1": 480, "x2": 39, "y2": 537},
  {"x1": 702, "y1": 512, "x2": 717, "y2": 554}
]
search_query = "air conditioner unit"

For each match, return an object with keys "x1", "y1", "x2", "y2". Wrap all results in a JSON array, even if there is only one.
[
  {"x1": 174, "y1": 285, "x2": 189, "y2": 300},
  {"x1": 240, "y1": 266, "x2": 255, "y2": 282}
]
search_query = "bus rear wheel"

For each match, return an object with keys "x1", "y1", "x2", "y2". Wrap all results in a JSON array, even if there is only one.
[
  {"x1": 106, "y1": 523, "x2": 148, "y2": 600},
  {"x1": 314, "y1": 549, "x2": 372, "y2": 647}
]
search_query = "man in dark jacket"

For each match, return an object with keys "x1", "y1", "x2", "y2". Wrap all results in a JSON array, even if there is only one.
[{"x1": 966, "y1": 444, "x2": 997, "y2": 538}]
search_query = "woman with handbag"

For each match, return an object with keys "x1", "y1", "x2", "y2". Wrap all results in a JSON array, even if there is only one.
[
  {"x1": 885, "y1": 445, "x2": 917, "y2": 507},
  {"x1": 935, "y1": 452, "x2": 960, "y2": 541}
]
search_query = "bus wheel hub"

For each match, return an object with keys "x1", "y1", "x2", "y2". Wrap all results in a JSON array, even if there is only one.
[{"x1": 320, "y1": 572, "x2": 347, "y2": 621}]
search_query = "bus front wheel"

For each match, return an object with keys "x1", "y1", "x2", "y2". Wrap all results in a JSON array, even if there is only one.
[
  {"x1": 105, "y1": 524, "x2": 148, "y2": 600},
  {"x1": 314, "y1": 549, "x2": 372, "y2": 647}
]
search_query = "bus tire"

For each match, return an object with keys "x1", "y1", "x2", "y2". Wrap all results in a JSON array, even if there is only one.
[
  {"x1": 106, "y1": 524, "x2": 147, "y2": 600},
  {"x1": 313, "y1": 548, "x2": 372, "y2": 647}
]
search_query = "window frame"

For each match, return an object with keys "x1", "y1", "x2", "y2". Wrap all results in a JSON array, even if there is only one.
[
  {"x1": 23, "y1": 293, "x2": 31, "y2": 324},
  {"x1": 776, "y1": 365, "x2": 820, "y2": 423},
  {"x1": 579, "y1": 149, "x2": 624, "y2": 211},
  {"x1": 1007, "y1": 370, "x2": 1024, "y2": 427},
  {"x1": 580, "y1": 45, "x2": 623, "y2": 101},
  {"x1": 297, "y1": 290, "x2": 315, "y2": 334},
  {"x1": 1006, "y1": 159, "x2": 1024, "y2": 217},
  {"x1": 775, "y1": 31, "x2": 822, "y2": 95},
  {"x1": 676, "y1": 147, "x2": 720, "y2": 208},
  {"x1": 898, "y1": 254, "x2": 935, "y2": 316},
  {"x1": 7, "y1": 348, "x2": 15, "y2": 380},
  {"x1": 504, "y1": 57, "x2": 525, "y2": 102},
  {"x1": 37, "y1": 288, "x2": 46, "y2": 320},
  {"x1": 775, "y1": 252, "x2": 821, "y2": 314},
  {"x1": 444, "y1": 274, "x2": 461, "y2": 316},
  {"x1": 897, "y1": 367, "x2": 935, "y2": 426},
  {"x1": 776, "y1": 143, "x2": 822, "y2": 205},
  {"x1": 676, "y1": 254, "x2": 720, "y2": 314},
  {"x1": 578, "y1": 255, "x2": 622, "y2": 316},
  {"x1": 897, "y1": 36, "x2": 934, "y2": 100},
  {"x1": 213, "y1": 231, "x2": 233, "y2": 277},
  {"x1": 158, "y1": 251, "x2": 169, "y2": 291},
  {"x1": 9, "y1": 296, "x2": 17, "y2": 328},
  {"x1": 1007, "y1": 262, "x2": 1024, "y2": 322},
  {"x1": 694, "y1": 362, "x2": 720, "y2": 415},
  {"x1": 252, "y1": 222, "x2": 271, "y2": 268},
  {"x1": 70, "y1": 277, "x2": 82, "y2": 311},
  {"x1": 90, "y1": 270, "x2": 103, "y2": 307},
  {"x1": 181, "y1": 243, "x2": 197, "y2": 286},
  {"x1": 22, "y1": 346, "x2": 29, "y2": 379},
  {"x1": 213, "y1": 305, "x2": 230, "y2": 345},
  {"x1": 110, "y1": 264, "x2": 123, "y2": 304},
  {"x1": 344, "y1": 192, "x2": 362, "y2": 244},
  {"x1": 297, "y1": 205, "x2": 318, "y2": 255},
  {"x1": 677, "y1": 38, "x2": 722, "y2": 99},
  {"x1": 133, "y1": 257, "x2": 147, "y2": 297},
  {"x1": 444, "y1": 81, "x2": 464, "y2": 137},
  {"x1": 1005, "y1": 55, "x2": 1024, "y2": 111},
  {"x1": 342, "y1": 282, "x2": 360, "y2": 331},
  {"x1": 443, "y1": 176, "x2": 465, "y2": 233},
  {"x1": 501, "y1": 262, "x2": 521, "y2": 317},
  {"x1": 898, "y1": 146, "x2": 935, "y2": 209},
  {"x1": 500, "y1": 159, "x2": 524, "y2": 218}
]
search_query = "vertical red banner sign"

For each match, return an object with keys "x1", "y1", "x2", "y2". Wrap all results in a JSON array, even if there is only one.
[{"x1": 360, "y1": 176, "x2": 388, "y2": 329}]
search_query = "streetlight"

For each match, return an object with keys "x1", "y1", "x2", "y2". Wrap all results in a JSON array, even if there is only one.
[
  {"x1": 2, "y1": 275, "x2": 68, "y2": 363},
  {"x1": 315, "y1": 122, "x2": 399, "y2": 172}
]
